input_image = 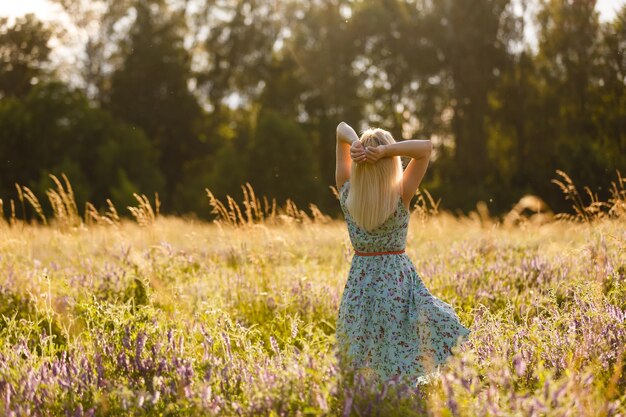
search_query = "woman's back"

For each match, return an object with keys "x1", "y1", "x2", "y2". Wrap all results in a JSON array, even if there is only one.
[
  {"x1": 339, "y1": 180, "x2": 409, "y2": 253},
  {"x1": 334, "y1": 122, "x2": 469, "y2": 385}
]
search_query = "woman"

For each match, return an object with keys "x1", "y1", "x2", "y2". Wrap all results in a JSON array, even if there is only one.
[{"x1": 334, "y1": 121, "x2": 470, "y2": 385}]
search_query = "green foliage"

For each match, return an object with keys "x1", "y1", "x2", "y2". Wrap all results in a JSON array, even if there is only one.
[
  {"x1": 2, "y1": 1, "x2": 626, "y2": 217},
  {"x1": 0, "y1": 14, "x2": 52, "y2": 98},
  {"x1": 0, "y1": 82, "x2": 165, "y2": 215},
  {"x1": 106, "y1": 0, "x2": 204, "y2": 212},
  {"x1": 0, "y1": 285, "x2": 67, "y2": 354},
  {"x1": 247, "y1": 109, "x2": 323, "y2": 207}
]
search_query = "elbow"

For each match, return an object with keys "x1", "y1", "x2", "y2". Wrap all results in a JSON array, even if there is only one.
[{"x1": 336, "y1": 122, "x2": 348, "y2": 140}]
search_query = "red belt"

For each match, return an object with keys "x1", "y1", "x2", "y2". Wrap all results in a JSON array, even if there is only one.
[{"x1": 354, "y1": 249, "x2": 405, "y2": 256}]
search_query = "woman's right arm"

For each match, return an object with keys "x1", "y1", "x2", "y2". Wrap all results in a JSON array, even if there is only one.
[{"x1": 366, "y1": 140, "x2": 433, "y2": 207}]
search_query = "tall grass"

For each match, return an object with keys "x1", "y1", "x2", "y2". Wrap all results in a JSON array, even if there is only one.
[
  {"x1": 551, "y1": 169, "x2": 626, "y2": 222},
  {"x1": 206, "y1": 183, "x2": 330, "y2": 226},
  {"x1": 0, "y1": 171, "x2": 624, "y2": 415},
  {"x1": 3, "y1": 169, "x2": 625, "y2": 228}
]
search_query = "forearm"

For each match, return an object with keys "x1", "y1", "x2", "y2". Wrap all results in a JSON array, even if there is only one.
[
  {"x1": 383, "y1": 140, "x2": 432, "y2": 160},
  {"x1": 336, "y1": 122, "x2": 359, "y2": 145}
]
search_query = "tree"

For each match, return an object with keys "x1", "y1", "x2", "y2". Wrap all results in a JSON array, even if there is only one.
[
  {"x1": 425, "y1": 0, "x2": 515, "y2": 209},
  {"x1": 281, "y1": 0, "x2": 362, "y2": 207},
  {"x1": 106, "y1": 0, "x2": 203, "y2": 211},
  {"x1": 193, "y1": 0, "x2": 283, "y2": 112},
  {"x1": 593, "y1": 5, "x2": 626, "y2": 173},
  {"x1": 247, "y1": 109, "x2": 322, "y2": 207},
  {"x1": 0, "y1": 82, "x2": 164, "y2": 215},
  {"x1": 0, "y1": 14, "x2": 53, "y2": 99},
  {"x1": 50, "y1": 0, "x2": 138, "y2": 99},
  {"x1": 532, "y1": 0, "x2": 605, "y2": 208}
]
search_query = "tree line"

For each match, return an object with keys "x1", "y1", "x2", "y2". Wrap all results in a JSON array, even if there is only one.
[{"x1": 1, "y1": 0, "x2": 625, "y2": 218}]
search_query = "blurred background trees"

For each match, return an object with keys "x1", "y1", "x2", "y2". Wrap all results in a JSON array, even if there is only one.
[{"x1": 1, "y1": 0, "x2": 625, "y2": 218}]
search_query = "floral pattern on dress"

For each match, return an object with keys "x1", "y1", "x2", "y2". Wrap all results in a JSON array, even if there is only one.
[{"x1": 335, "y1": 180, "x2": 471, "y2": 384}]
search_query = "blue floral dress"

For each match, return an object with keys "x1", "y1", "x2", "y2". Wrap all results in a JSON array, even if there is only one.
[{"x1": 335, "y1": 180, "x2": 471, "y2": 384}]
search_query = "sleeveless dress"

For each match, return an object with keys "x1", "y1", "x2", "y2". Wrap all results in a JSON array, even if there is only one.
[{"x1": 335, "y1": 180, "x2": 471, "y2": 385}]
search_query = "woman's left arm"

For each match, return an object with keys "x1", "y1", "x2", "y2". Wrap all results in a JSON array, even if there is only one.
[{"x1": 335, "y1": 122, "x2": 360, "y2": 189}]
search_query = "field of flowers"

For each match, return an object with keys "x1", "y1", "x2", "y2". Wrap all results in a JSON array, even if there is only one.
[{"x1": 0, "y1": 176, "x2": 625, "y2": 416}]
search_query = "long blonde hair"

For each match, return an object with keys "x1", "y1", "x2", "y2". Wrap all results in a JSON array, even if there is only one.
[{"x1": 346, "y1": 128, "x2": 403, "y2": 231}]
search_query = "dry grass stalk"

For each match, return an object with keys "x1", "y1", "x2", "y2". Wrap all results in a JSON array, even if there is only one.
[
  {"x1": 412, "y1": 188, "x2": 441, "y2": 221},
  {"x1": 246, "y1": 183, "x2": 262, "y2": 222},
  {"x1": 0, "y1": 199, "x2": 5, "y2": 227},
  {"x1": 241, "y1": 184, "x2": 254, "y2": 225},
  {"x1": 84, "y1": 202, "x2": 101, "y2": 226},
  {"x1": 552, "y1": 170, "x2": 614, "y2": 222},
  {"x1": 154, "y1": 193, "x2": 161, "y2": 218},
  {"x1": 105, "y1": 199, "x2": 121, "y2": 227},
  {"x1": 206, "y1": 184, "x2": 322, "y2": 226},
  {"x1": 84, "y1": 201, "x2": 121, "y2": 227},
  {"x1": 608, "y1": 170, "x2": 626, "y2": 219},
  {"x1": 475, "y1": 201, "x2": 492, "y2": 227},
  {"x1": 127, "y1": 193, "x2": 157, "y2": 227},
  {"x1": 310, "y1": 204, "x2": 331, "y2": 224},
  {"x1": 46, "y1": 173, "x2": 81, "y2": 229},
  {"x1": 226, "y1": 195, "x2": 245, "y2": 225},
  {"x1": 264, "y1": 196, "x2": 277, "y2": 220},
  {"x1": 329, "y1": 185, "x2": 339, "y2": 200},
  {"x1": 19, "y1": 185, "x2": 47, "y2": 225},
  {"x1": 84, "y1": 200, "x2": 119, "y2": 227},
  {"x1": 284, "y1": 199, "x2": 310, "y2": 223},
  {"x1": 15, "y1": 183, "x2": 25, "y2": 221},
  {"x1": 10, "y1": 199, "x2": 17, "y2": 226},
  {"x1": 47, "y1": 191, "x2": 65, "y2": 226},
  {"x1": 206, "y1": 189, "x2": 232, "y2": 225},
  {"x1": 11, "y1": 175, "x2": 124, "y2": 229},
  {"x1": 240, "y1": 182, "x2": 265, "y2": 224}
]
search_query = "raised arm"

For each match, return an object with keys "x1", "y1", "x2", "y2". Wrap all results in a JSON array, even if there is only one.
[
  {"x1": 335, "y1": 122, "x2": 360, "y2": 189},
  {"x1": 365, "y1": 139, "x2": 433, "y2": 207}
]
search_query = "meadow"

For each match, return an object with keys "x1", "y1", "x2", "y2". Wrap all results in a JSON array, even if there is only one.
[{"x1": 0, "y1": 174, "x2": 625, "y2": 416}]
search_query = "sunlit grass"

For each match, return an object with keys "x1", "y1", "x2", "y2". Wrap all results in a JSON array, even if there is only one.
[
  {"x1": 0, "y1": 209, "x2": 624, "y2": 415},
  {"x1": 0, "y1": 170, "x2": 624, "y2": 415}
]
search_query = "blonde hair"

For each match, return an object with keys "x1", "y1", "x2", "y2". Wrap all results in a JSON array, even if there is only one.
[{"x1": 346, "y1": 128, "x2": 403, "y2": 231}]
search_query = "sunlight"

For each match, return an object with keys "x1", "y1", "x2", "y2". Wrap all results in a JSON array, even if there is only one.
[
  {"x1": 1, "y1": 0, "x2": 624, "y2": 22},
  {"x1": 0, "y1": 0, "x2": 61, "y2": 21},
  {"x1": 597, "y1": 0, "x2": 624, "y2": 22}
]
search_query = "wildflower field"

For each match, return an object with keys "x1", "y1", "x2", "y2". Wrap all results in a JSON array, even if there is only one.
[{"x1": 0, "y1": 175, "x2": 625, "y2": 416}]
